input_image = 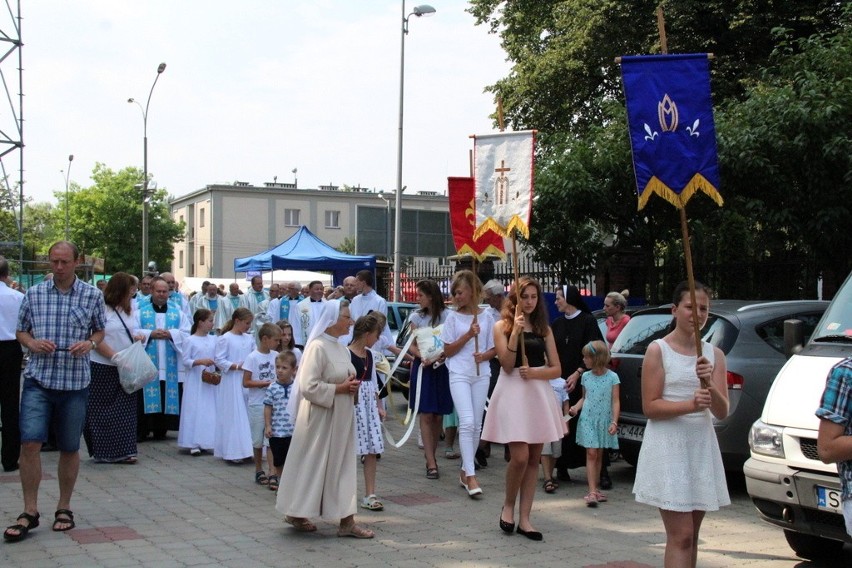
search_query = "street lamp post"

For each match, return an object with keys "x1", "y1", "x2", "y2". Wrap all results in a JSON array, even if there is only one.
[
  {"x1": 128, "y1": 62, "x2": 167, "y2": 275},
  {"x1": 393, "y1": 2, "x2": 435, "y2": 301},
  {"x1": 377, "y1": 191, "x2": 392, "y2": 261},
  {"x1": 63, "y1": 154, "x2": 74, "y2": 240}
]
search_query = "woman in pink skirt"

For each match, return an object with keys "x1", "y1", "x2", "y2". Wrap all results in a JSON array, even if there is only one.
[{"x1": 482, "y1": 277, "x2": 566, "y2": 541}]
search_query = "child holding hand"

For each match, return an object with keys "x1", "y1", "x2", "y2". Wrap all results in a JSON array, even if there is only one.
[
  {"x1": 569, "y1": 340, "x2": 620, "y2": 507},
  {"x1": 264, "y1": 350, "x2": 297, "y2": 491}
]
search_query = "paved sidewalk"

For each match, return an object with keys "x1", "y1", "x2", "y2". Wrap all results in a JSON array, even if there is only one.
[{"x1": 1, "y1": 398, "x2": 848, "y2": 567}]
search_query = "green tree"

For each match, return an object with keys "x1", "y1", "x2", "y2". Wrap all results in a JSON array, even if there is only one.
[
  {"x1": 62, "y1": 163, "x2": 184, "y2": 274},
  {"x1": 335, "y1": 236, "x2": 356, "y2": 255},
  {"x1": 717, "y1": 19, "x2": 852, "y2": 290},
  {"x1": 468, "y1": 0, "x2": 842, "y2": 139},
  {"x1": 469, "y1": 0, "x2": 849, "y2": 297}
]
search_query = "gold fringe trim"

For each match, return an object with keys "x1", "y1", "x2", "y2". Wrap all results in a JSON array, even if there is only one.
[
  {"x1": 637, "y1": 174, "x2": 724, "y2": 210},
  {"x1": 473, "y1": 215, "x2": 530, "y2": 240},
  {"x1": 456, "y1": 244, "x2": 507, "y2": 262}
]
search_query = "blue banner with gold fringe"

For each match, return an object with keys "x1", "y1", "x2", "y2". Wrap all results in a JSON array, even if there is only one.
[{"x1": 620, "y1": 53, "x2": 723, "y2": 210}]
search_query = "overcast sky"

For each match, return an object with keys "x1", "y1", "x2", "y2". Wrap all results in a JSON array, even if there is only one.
[{"x1": 16, "y1": 1, "x2": 510, "y2": 206}]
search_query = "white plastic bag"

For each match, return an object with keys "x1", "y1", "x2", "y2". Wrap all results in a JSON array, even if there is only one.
[
  {"x1": 414, "y1": 324, "x2": 444, "y2": 362},
  {"x1": 113, "y1": 341, "x2": 158, "y2": 394}
]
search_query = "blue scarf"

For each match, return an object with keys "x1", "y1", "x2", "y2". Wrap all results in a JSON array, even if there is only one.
[{"x1": 139, "y1": 303, "x2": 182, "y2": 415}]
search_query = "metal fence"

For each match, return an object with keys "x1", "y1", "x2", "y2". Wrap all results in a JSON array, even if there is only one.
[{"x1": 381, "y1": 256, "x2": 829, "y2": 304}]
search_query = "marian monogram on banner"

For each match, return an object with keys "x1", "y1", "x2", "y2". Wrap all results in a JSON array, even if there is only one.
[
  {"x1": 620, "y1": 54, "x2": 722, "y2": 210},
  {"x1": 472, "y1": 130, "x2": 535, "y2": 239}
]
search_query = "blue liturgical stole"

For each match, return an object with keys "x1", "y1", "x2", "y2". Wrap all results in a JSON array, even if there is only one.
[{"x1": 139, "y1": 303, "x2": 181, "y2": 415}]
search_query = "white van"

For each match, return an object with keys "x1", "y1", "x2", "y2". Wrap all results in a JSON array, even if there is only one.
[{"x1": 745, "y1": 272, "x2": 852, "y2": 560}]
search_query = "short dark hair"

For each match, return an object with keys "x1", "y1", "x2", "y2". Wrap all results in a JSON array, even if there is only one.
[
  {"x1": 308, "y1": 280, "x2": 323, "y2": 289},
  {"x1": 0, "y1": 255, "x2": 8, "y2": 279},
  {"x1": 356, "y1": 270, "x2": 373, "y2": 288}
]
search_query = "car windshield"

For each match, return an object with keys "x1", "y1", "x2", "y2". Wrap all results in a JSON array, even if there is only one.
[
  {"x1": 611, "y1": 312, "x2": 736, "y2": 355},
  {"x1": 395, "y1": 306, "x2": 415, "y2": 330},
  {"x1": 812, "y1": 277, "x2": 852, "y2": 342}
]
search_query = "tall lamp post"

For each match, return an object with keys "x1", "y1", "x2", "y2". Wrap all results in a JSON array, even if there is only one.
[
  {"x1": 377, "y1": 191, "x2": 392, "y2": 261},
  {"x1": 128, "y1": 62, "x2": 167, "y2": 275},
  {"x1": 393, "y1": 2, "x2": 435, "y2": 301},
  {"x1": 63, "y1": 154, "x2": 74, "y2": 240}
]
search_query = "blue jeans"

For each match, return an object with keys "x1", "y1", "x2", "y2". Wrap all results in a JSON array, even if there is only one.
[{"x1": 19, "y1": 377, "x2": 89, "y2": 452}]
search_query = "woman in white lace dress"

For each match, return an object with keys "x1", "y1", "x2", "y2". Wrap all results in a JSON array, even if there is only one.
[{"x1": 632, "y1": 281, "x2": 730, "y2": 568}]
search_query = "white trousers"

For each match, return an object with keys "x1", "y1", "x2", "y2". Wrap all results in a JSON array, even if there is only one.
[{"x1": 449, "y1": 371, "x2": 489, "y2": 477}]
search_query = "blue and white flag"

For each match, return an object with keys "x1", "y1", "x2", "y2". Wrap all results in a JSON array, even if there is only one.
[{"x1": 620, "y1": 54, "x2": 723, "y2": 210}]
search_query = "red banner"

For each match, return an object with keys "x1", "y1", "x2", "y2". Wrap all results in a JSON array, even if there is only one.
[{"x1": 448, "y1": 176, "x2": 505, "y2": 261}]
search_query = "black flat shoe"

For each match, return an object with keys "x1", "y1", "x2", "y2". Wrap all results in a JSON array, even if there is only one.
[
  {"x1": 475, "y1": 448, "x2": 488, "y2": 468},
  {"x1": 499, "y1": 508, "x2": 515, "y2": 534},
  {"x1": 517, "y1": 526, "x2": 543, "y2": 541},
  {"x1": 600, "y1": 468, "x2": 613, "y2": 490}
]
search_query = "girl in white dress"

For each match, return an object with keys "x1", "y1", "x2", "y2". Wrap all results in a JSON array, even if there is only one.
[
  {"x1": 350, "y1": 312, "x2": 386, "y2": 512},
  {"x1": 213, "y1": 307, "x2": 255, "y2": 463},
  {"x1": 632, "y1": 281, "x2": 730, "y2": 568},
  {"x1": 440, "y1": 270, "x2": 496, "y2": 498},
  {"x1": 178, "y1": 309, "x2": 218, "y2": 455}
]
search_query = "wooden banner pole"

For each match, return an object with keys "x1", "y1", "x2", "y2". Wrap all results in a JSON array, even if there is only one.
[
  {"x1": 511, "y1": 232, "x2": 527, "y2": 365},
  {"x1": 657, "y1": 4, "x2": 707, "y2": 385}
]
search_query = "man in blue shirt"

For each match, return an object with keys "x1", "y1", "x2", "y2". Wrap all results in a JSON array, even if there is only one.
[
  {"x1": 816, "y1": 357, "x2": 852, "y2": 537},
  {"x1": 4, "y1": 241, "x2": 105, "y2": 543}
]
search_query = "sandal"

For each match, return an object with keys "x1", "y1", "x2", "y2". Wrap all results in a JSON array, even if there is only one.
[
  {"x1": 284, "y1": 516, "x2": 317, "y2": 532},
  {"x1": 584, "y1": 493, "x2": 598, "y2": 508},
  {"x1": 594, "y1": 490, "x2": 608, "y2": 502},
  {"x1": 255, "y1": 470, "x2": 269, "y2": 485},
  {"x1": 52, "y1": 509, "x2": 75, "y2": 532},
  {"x1": 360, "y1": 494, "x2": 384, "y2": 511},
  {"x1": 268, "y1": 474, "x2": 279, "y2": 491},
  {"x1": 338, "y1": 523, "x2": 375, "y2": 539},
  {"x1": 444, "y1": 447, "x2": 461, "y2": 459},
  {"x1": 425, "y1": 467, "x2": 439, "y2": 480},
  {"x1": 543, "y1": 479, "x2": 557, "y2": 493},
  {"x1": 4, "y1": 512, "x2": 39, "y2": 542}
]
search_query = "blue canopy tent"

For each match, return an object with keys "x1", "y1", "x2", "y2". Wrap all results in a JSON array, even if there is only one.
[{"x1": 233, "y1": 226, "x2": 375, "y2": 286}]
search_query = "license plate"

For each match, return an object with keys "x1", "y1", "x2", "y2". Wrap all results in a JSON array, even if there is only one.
[
  {"x1": 617, "y1": 424, "x2": 645, "y2": 442},
  {"x1": 816, "y1": 485, "x2": 843, "y2": 513}
]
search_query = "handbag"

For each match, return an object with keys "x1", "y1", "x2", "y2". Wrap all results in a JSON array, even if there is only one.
[
  {"x1": 113, "y1": 310, "x2": 159, "y2": 394},
  {"x1": 201, "y1": 369, "x2": 221, "y2": 385}
]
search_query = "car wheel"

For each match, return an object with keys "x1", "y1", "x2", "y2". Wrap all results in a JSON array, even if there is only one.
[
  {"x1": 620, "y1": 446, "x2": 640, "y2": 468},
  {"x1": 783, "y1": 530, "x2": 844, "y2": 560}
]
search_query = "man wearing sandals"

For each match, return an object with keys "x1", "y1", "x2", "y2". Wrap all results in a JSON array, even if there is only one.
[{"x1": 4, "y1": 241, "x2": 106, "y2": 543}]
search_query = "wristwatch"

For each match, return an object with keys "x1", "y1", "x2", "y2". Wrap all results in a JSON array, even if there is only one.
[{"x1": 90, "y1": 340, "x2": 98, "y2": 349}]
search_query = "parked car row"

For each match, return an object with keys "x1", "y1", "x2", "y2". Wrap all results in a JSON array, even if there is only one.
[{"x1": 609, "y1": 300, "x2": 828, "y2": 471}]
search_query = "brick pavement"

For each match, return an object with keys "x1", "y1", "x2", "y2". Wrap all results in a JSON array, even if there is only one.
[{"x1": 1, "y1": 399, "x2": 849, "y2": 567}]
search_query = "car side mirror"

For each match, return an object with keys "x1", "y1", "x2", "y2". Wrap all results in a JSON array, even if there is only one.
[{"x1": 783, "y1": 319, "x2": 804, "y2": 359}]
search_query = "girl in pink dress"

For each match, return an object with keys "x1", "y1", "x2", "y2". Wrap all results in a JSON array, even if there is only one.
[{"x1": 482, "y1": 277, "x2": 566, "y2": 541}]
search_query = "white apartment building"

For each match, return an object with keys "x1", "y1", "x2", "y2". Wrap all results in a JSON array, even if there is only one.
[{"x1": 169, "y1": 181, "x2": 452, "y2": 280}]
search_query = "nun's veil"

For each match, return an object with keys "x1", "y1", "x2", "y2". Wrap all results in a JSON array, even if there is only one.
[
  {"x1": 305, "y1": 299, "x2": 346, "y2": 345},
  {"x1": 561, "y1": 285, "x2": 590, "y2": 313},
  {"x1": 286, "y1": 299, "x2": 350, "y2": 424}
]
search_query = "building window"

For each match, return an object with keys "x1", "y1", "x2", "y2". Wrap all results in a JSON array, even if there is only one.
[
  {"x1": 284, "y1": 209, "x2": 300, "y2": 226},
  {"x1": 179, "y1": 250, "x2": 184, "y2": 269},
  {"x1": 199, "y1": 208, "x2": 205, "y2": 228},
  {"x1": 199, "y1": 246, "x2": 205, "y2": 265},
  {"x1": 324, "y1": 210, "x2": 340, "y2": 229}
]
